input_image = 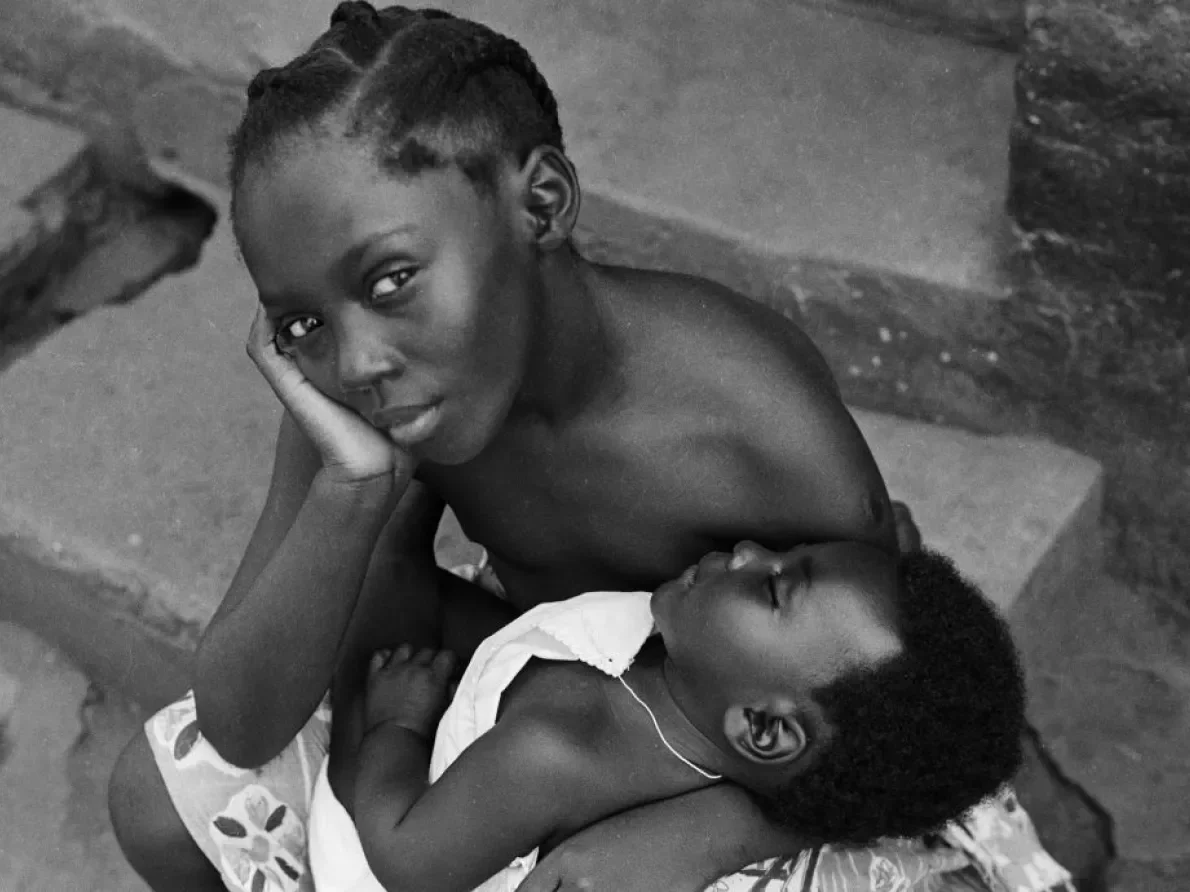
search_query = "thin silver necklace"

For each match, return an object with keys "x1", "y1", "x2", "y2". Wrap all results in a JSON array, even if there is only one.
[{"x1": 617, "y1": 675, "x2": 723, "y2": 781}]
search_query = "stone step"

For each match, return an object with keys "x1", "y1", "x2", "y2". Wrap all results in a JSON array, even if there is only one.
[
  {"x1": 0, "y1": 185, "x2": 1101, "y2": 711},
  {"x1": 1, "y1": 0, "x2": 1017, "y2": 312}
]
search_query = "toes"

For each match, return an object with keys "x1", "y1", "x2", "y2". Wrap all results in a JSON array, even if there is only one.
[
  {"x1": 431, "y1": 650, "x2": 456, "y2": 681},
  {"x1": 369, "y1": 650, "x2": 392, "y2": 674}
]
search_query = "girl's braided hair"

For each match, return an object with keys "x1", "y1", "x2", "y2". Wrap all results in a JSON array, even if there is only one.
[{"x1": 229, "y1": 2, "x2": 564, "y2": 195}]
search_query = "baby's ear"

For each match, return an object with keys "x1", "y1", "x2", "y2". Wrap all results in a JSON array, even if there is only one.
[{"x1": 722, "y1": 702, "x2": 808, "y2": 768}]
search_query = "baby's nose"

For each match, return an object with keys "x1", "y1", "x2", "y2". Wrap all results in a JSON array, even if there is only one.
[{"x1": 728, "y1": 540, "x2": 769, "y2": 569}]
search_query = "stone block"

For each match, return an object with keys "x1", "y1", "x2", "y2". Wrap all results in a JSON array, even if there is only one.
[{"x1": 854, "y1": 411, "x2": 1103, "y2": 613}]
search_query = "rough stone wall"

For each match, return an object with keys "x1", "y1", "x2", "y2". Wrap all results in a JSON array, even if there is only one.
[{"x1": 1008, "y1": 0, "x2": 1190, "y2": 294}]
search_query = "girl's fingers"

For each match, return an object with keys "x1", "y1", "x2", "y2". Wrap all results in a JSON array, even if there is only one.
[
  {"x1": 246, "y1": 308, "x2": 316, "y2": 407},
  {"x1": 246, "y1": 305, "x2": 271, "y2": 357},
  {"x1": 393, "y1": 643, "x2": 413, "y2": 663},
  {"x1": 246, "y1": 306, "x2": 288, "y2": 375}
]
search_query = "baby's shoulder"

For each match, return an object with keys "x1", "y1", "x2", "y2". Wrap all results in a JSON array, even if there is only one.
[{"x1": 500, "y1": 661, "x2": 617, "y2": 762}]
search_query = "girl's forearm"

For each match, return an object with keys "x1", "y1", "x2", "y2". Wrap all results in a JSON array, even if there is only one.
[{"x1": 194, "y1": 473, "x2": 397, "y2": 766}]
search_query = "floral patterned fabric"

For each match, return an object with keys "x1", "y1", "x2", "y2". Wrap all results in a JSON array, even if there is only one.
[
  {"x1": 690, "y1": 790, "x2": 1077, "y2": 892},
  {"x1": 146, "y1": 689, "x2": 331, "y2": 892}
]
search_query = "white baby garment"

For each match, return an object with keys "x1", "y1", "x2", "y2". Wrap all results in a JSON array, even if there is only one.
[{"x1": 308, "y1": 588, "x2": 656, "y2": 892}]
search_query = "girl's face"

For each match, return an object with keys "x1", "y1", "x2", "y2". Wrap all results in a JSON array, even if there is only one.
[
  {"x1": 233, "y1": 139, "x2": 537, "y2": 465},
  {"x1": 652, "y1": 541, "x2": 902, "y2": 716}
]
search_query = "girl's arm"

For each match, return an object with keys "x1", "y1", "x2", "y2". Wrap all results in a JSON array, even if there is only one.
[
  {"x1": 194, "y1": 311, "x2": 444, "y2": 767},
  {"x1": 194, "y1": 412, "x2": 445, "y2": 767},
  {"x1": 520, "y1": 783, "x2": 817, "y2": 892},
  {"x1": 354, "y1": 649, "x2": 575, "y2": 892}
]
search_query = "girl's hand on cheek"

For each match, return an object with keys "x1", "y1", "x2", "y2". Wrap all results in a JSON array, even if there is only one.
[{"x1": 247, "y1": 306, "x2": 415, "y2": 495}]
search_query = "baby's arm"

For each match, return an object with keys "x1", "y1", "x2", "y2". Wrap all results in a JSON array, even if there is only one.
[{"x1": 354, "y1": 647, "x2": 574, "y2": 892}]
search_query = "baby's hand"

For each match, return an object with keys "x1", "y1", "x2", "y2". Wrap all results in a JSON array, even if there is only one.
[{"x1": 364, "y1": 645, "x2": 457, "y2": 739}]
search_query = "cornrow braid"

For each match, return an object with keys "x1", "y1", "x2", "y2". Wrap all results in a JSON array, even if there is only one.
[
  {"x1": 379, "y1": 20, "x2": 562, "y2": 147},
  {"x1": 229, "y1": 2, "x2": 565, "y2": 199},
  {"x1": 459, "y1": 27, "x2": 561, "y2": 145}
]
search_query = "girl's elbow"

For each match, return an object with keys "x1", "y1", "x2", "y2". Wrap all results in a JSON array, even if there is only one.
[{"x1": 191, "y1": 688, "x2": 273, "y2": 769}]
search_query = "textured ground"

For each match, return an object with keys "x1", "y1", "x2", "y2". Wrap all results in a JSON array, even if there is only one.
[{"x1": 0, "y1": 621, "x2": 148, "y2": 891}]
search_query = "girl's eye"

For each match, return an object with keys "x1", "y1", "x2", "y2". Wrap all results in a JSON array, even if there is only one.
[
  {"x1": 273, "y1": 315, "x2": 322, "y2": 351},
  {"x1": 369, "y1": 268, "x2": 416, "y2": 303}
]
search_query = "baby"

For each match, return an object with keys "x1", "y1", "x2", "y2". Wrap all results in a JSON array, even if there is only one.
[{"x1": 309, "y1": 540, "x2": 1027, "y2": 892}]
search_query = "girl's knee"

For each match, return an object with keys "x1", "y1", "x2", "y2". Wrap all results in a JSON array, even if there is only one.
[
  {"x1": 108, "y1": 730, "x2": 182, "y2": 850},
  {"x1": 109, "y1": 730, "x2": 223, "y2": 889}
]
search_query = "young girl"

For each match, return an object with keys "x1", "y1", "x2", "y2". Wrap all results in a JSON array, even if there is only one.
[{"x1": 309, "y1": 540, "x2": 1030, "y2": 892}]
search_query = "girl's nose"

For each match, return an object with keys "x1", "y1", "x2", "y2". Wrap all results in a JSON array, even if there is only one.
[
  {"x1": 335, "y1": 319, "x2": 403, "y2": 394},
  {"x1": 337, "y1": 349, "x2": 398, "y2": 395}
]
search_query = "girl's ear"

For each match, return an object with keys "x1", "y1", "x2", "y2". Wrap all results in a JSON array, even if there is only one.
[
  {"x1": 517, "y1": 145, "x2": 580, "y2": 250},
  {"x1": 722, "y1": 702, "x2": 809, "y2": 768}
]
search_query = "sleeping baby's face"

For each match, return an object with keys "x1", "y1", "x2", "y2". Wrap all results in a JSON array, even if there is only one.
[{"x1": 651, "y1": 541, "x2": 902, "y2": 711}]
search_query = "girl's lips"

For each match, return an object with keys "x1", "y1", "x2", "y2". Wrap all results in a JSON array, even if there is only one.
[
  {"x1": 380, "y1": 402, "x2": 443, "y2": 446},
  {"x1": 372, "y1": 401, "x2": 438, "y2": 428}
]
